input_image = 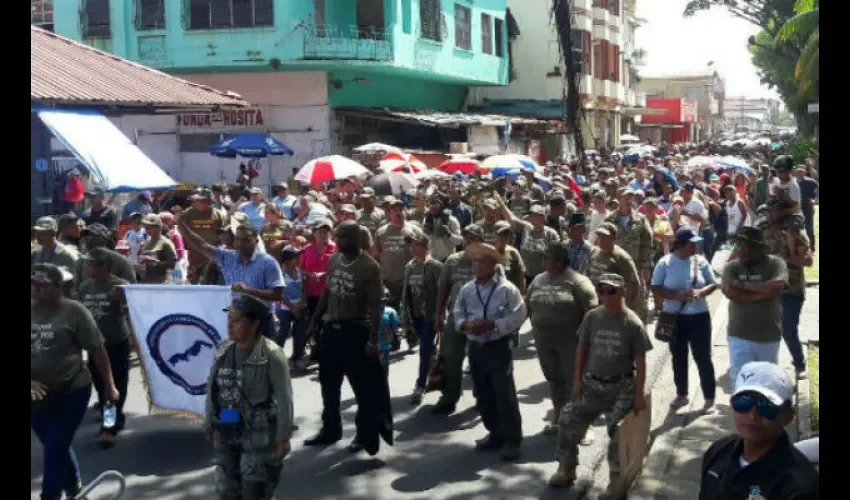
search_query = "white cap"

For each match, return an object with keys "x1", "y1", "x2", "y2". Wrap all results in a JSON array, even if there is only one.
[{"x1": 733, "y1": 362, "x2": 794, "y2": 406}]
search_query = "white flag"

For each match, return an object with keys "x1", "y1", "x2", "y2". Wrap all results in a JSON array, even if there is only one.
[{"x1": 123, "y1": 285, "x2": 232, "y2": 417}]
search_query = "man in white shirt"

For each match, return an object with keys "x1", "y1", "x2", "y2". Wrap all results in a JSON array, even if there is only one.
[
  {"x1": 770, "y1": 156, "x2": 802, "y2": 212},
  {"x1": 677, "y1": 182, "x2": 708, "y2": 234}
]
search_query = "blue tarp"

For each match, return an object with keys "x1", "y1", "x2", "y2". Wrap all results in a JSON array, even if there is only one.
[{"x1": 35, "y1": 107, "x2": 176, "y2": 193}]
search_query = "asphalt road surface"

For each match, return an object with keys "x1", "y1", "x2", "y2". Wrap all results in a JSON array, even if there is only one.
[{"x1": 32, "y1": 293, "x2": 723, "y2": 499}]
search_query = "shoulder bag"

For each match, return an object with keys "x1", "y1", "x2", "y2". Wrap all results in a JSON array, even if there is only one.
[{"x1": 654, "y1": 256, "x2": 699, "y2": 343}]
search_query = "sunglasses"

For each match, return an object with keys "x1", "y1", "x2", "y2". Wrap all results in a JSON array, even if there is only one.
[
  {"x1": 731, "y1": 392, "x2": 784, "y2": 421},
  {"x1": 596, "y1": 286, "x2": 619, "y2": 296}
]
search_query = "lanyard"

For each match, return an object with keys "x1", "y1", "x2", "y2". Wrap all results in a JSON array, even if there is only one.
[{"x1": 475, "y1": 281, "x2": 498, "y2": 320}]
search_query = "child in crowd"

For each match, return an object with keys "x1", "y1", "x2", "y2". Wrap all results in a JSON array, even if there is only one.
[
  {"x1": 124, "y1": 212, "x2": 148, "y2": 265},
  {"x1": 378, "y1": 288, "x2": 400, "y2": 374},
  {"x1": 277, "y1": 246, "x2": 309, "y2": 366}
]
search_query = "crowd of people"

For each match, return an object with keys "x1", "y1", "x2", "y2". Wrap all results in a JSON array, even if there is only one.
[{"x1": 31, "y1": 141, "x2": 819, "y2": 499}]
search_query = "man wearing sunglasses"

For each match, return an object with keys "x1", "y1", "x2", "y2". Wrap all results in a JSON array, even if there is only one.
[
  {"x1": 699, "y1": 362, "x2": 818, "y2": 499},
  {"x1": 549, "y1": 273, "x2": 652, "y2": 494}
]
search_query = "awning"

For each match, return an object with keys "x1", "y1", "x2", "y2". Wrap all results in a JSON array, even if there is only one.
[
  {"x1": 336, "y1": 107, "x2": 560, "y2": 128},
  {"x1": 36, "y1": 107, "x2": 176, "y2": 192}
]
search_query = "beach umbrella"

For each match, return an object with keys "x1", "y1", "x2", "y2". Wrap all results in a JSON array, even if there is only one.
[
  {"x1": 353, "y1": 142, "x2": 404, "y2": 154},
  {"x1": 209, "y1": 132, "x2": 294, "y2": 158},
  {"x1": 366, "y1": 172, "x2": 419, "y2": 196},
  {"x1": 439, "y1": 159, "x2": 482, "y2": 175},
  {"x1": 480, "y1": 155, "x2": 531, "y2": 171},
  {"x1": 295, "y1": 155, "x2": 369, "y2": 184},
  {"x1": 415, "y1": 169, "x2": 452, "y2": 180},
  {"x1": 379, "y1": 159, "x2": 425, "y2": 174}
]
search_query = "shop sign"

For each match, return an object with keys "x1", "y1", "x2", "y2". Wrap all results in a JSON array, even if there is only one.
[{"x1": 177, "y1": 108, "x2": 265, "y2": 129}]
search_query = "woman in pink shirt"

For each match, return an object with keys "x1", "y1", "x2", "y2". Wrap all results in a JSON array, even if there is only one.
[
  {"x1": 300, "y1": 219, "x2": 337, "y2": 361},
  {"x1": 159, "y1": 212, "x2": 187, "y2": 283}
]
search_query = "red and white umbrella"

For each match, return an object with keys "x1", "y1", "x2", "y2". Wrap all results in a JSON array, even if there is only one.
[
  {"x1": 382, "y1": 152, "x2": 428, "y2": 171},
  {"x1": 295, "y1": 155, "x2": 369, "y2": 184},
  {"x1": 353, "y1": 142, "x2": 404, "y2": 155},
  {"x1": 439, "y1": 158, "x2": 482, "y2": 175},
  {"x1": 379, "y1": 159, "x2": 425, "y2": 174}
]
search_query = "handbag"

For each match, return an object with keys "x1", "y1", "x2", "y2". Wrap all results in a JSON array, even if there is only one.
[
  {"x1": 654, "y1": 256, "x2": 699, "y2": 343},
  {"x1": 425, "y1": 333, "x2": 445, "y2": 393}
]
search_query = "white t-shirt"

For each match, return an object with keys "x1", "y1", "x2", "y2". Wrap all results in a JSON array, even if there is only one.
[
  {"x1": 771, "y1": 178, "x2": 802, "y2": 211},
  {"x1": 588, "y1": 209, "x2": 608, "y2": 244},
  {"x1": 124, "y1": 228, "x2": 148, "y2": 264},
  {"x1": 680, "y1": 199, "x2": 707, "y2": 232}
]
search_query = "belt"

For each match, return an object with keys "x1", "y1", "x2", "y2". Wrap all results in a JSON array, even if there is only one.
[{"x1": 589, "y1": 372, "x2": 634, "y2": 384}]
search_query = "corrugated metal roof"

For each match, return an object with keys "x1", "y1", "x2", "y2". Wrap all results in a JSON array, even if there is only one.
[
  {"x1": 337, "y1": 107, "x2": 560, "y2": 128},
  {"x1": 468, "y1": 99, "x2": 566, "y2": 120},
  {"x1": 31, "y1": 26, "x2": 248, "y2": 110}
]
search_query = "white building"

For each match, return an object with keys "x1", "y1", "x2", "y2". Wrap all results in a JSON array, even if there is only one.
[{"x1": 724, "y1": 97, "x2": 781, "y2": 131}]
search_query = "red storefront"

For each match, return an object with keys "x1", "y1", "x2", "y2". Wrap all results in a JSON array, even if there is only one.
[{"x1": 639, "y1": 98, "x2": 698, "y2": 144}]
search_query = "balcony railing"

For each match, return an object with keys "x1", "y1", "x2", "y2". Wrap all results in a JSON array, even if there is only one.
[{"x1": 303, "y1": 24, "x2": 393, "y2": 62}]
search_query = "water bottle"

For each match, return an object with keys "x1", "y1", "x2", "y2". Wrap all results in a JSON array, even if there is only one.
[{"x1": 103, "y1": 402, "x2": 117, "y2": 429}]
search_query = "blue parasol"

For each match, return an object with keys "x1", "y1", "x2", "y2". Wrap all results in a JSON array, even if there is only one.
[
  {"x1": 491, "y1": 167, "x2": 552, "y2": 190},
  {"x1": 209, "y1": 132, "x2": 294, "y2": 158}
]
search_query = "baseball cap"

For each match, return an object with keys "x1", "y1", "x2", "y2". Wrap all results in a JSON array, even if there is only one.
[
  {"x1": 57, "y1": 213, "x2": 79, "y2": 228},
  {"x1": 733, "y1": 361, "x2": 794, "y2": 406},
  {"x1": 544, "y1": 241, "x2": 570, "y2": 261},
  {"x1": 387, "y1": 197, "x2": 405, "y2": 208},
  {"x1": 405, "y1": 231, "x2": 430, "y2": 246},
  {"x1": 191, "y1": 188, "x2": 213, "y2": 201},
  {"x1": 249, "y1": 187, "x2": 263, "y2": 196},
  {"x1": 223, "y1": 294, "x2": 270, "y2": 317},
  {"x1": 674, "y1": 227, "x2": 703, "y2": 245},
  {"x1": 81, "y1": 223, "x2": 112, "y2": 241},
  {"x1": 142, "y1": 213, "x2": 162, "y2": 227},
  {"x1": 494, "y1": 220, "x2": 513, "y2": 235},
  {"x1": 773, "y1": 155, "x2": 795, "y2": 172},
  {"x1": 81, "y1": 247, "x2": 112, "y2": 264},
  {"x1": 338, "y1": 204, "x2": 357, "y2": 214},
  {"x1": 139, "y1": 190, "x2": 152, "y2": 200},
  {"x1": 462, "y1": 224, "x2": 484, "y2": 240},
  {"x1": 31, "y1": 264, "x2": 64, "y2": 287},
  {"x1": 281, "y1": 245, "x2": 302, "y2": 262},
  {"x1": 481, "y1": 199, "x2": 499, "y2": 211},
  {"x1": 594, "y1": 222, "x2": 619, "y2": 237},
  {"x1": 86, "y1": 186, "x2": 106, "y2": 197},
  {"x1": 682, "y1": 181, "x2": 696, "y2": 191},
  {"x1": 528, "y1": 204, "x2": 546, "y2": 216},
  {"x1": 617, "y1": 187, "x2": 635, "y2": 197},
  {"x1": 598, "y1": 273, "x2": 625, "y2": 289},
  {"x1": 549, "y1": 195, "x2": 567, "y2": 206},
  {"x1": 315, "y1": 218, "x2": 334, "y2": 231},
  {"x1": 33, "y1": 216, "x2": 58, "y2": 233},
  {"x1": 360, "y1": 187, "x2": 376, "y2": 199},
  {"x1": 568, "y1": 212, "x2": 587, "y2": 228}
]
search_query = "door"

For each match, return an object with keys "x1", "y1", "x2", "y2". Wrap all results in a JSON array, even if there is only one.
[{"x1": 357, "y1": 0, "x2": 385, "y2": 39}]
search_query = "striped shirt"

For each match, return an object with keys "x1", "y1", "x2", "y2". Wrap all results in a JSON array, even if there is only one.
[{"x1": 214, "y1": 247, "x2": 285, "y2": 304}]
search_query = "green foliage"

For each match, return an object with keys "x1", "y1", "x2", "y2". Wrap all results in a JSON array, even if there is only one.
[{"x1": 788, "y1": 137, "x2": 817, "y2": 164}]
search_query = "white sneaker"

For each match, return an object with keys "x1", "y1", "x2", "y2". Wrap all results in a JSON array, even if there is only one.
[
  {"x1": 580, "y1": 428, "x2": 595, "y2": 446},
  {"x1": 797, "y1": 369, "x2": 808, "y2": 380}
]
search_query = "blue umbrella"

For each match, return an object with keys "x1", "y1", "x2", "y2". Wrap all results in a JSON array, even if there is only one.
[
  {"x1": 209, "y1": 132, "x2": 294, "y2": 158},
  {"x1": 492, "y1": 168, "x2": 552, "y2": 190}
]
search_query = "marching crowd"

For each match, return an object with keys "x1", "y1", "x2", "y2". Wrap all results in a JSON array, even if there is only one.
[{"x1": 31, "y1": 142, "x2": 819, "y2": 499}]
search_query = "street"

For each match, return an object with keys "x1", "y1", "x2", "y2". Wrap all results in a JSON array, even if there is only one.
[{"x1": 31, "y1": 294, "x2": 722, "y2": 500}]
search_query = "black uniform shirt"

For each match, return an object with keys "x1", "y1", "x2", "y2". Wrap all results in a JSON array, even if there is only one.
[{"x1": 699, "y1": 433, "x2": 818, "y2": 500}]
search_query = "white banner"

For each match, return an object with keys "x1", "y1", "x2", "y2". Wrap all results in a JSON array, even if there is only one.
[{"x1": 123, "y1": 285, "x2": 232, "y2": 417}]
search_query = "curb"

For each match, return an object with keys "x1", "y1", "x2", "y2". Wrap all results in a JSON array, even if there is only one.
[{"x1": 797, "y1": 368, "x2": 812, "y2": 441}]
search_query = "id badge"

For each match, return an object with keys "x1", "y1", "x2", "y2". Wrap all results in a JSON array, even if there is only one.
[{"x1": 219, "y1": 407, "x2": 242, "y2": 424}]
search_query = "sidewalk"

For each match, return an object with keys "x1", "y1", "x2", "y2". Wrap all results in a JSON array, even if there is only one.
[{"x1": 630, "y1": 289, "x2": 818, "y2": 499}]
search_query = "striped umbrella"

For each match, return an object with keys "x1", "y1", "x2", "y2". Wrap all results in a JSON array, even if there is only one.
[
  {"x1": 379, "y1": 158, "x2": 426, "y2": 174},
  {"x1": 480, "y1": 155, "x2": 531, "y2": 171},
  {"x1": 439, "y1": 158, "x2": 482, "y2": 175},
  {"x1": 295, "y1": 155, "x2": 369, "y2": 184}
]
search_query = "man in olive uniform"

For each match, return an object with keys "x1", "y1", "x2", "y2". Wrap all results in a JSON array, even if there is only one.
[
  {"x1": 759, "y1": 197, "x2": 812, "y2": 380},
  {"x1": 546, "y1": 194, "x2": 577, "y2": 239},
  {"x1": 549, "y1": 274, "x2": 652, "y2": 494},
  {"x1": 565, "y1": 213, "x2": 596, "y2": 276},
  {"x1": 182, "y1": 189, "x2": 226, "y2": 283},
  {"x1": 587, "y1": 223, "x2": 642, "y2": 317},
  {"x1": 32, "y1": 216, "x2": 79, "y2": 273},
  {"x1": 374, "y1": 198, "x2": 423, "y2": 312},
  {"x1": 75, "y1": 223, "x2": 137, "y2": 287},
  {"x1": 474, "y1": 199, "x2": 501, "y2": 245},
  {"x1": 432, "y1": 224, "x2": 484, "y2": 415},
  {"x1": 356, "y1": 187, "x2": 387, "y2": 235},
  {"x1": 507, "y1": 179, "x2": 531, "y2": 220},
  {"x1": 204, "y1": 294, "x2": 294, "y2": 500},
  {"x1": 605, "y1": 188, "x2": 653, "y2": 323}
]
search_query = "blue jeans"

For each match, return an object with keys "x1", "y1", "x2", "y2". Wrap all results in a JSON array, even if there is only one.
[
  {"x1": 277, "y1": 309, "x2": 308, "y2": 358},
  {"x1": 781, "y1": 293, "x2": 806, "y2": 371},
  {"x1": 31, "y1": 384, "x2": 92, "y2": 500},
  {"x1": 728, "y1": 336, "x2": 779, "y2": 391},
  {"x1": 414, "y1": 318, "x2": 438, "y2": 390},
  {"x1": 700, "y1": 227, "x2": 716, "y2": 263},
  {"x1": 670, "y1": 312, "x2": 716, "y2": 400}
]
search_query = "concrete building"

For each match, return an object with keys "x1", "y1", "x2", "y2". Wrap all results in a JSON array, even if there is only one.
[
  {"x1": 724, "y1": 97, "x2": 781, "y2": 131},
  {"x1": 42, "y1": 0, "x2": 511, "y2": 189},
  {"x1": 468, "y1": 0, "x2": 648, "y2": 158},
  {"x1": 638, "y1": 98, "x2": 698, "y2": 144},
  {"x1": 638, "y1": 70, "x2": 725, "y2": 141}
]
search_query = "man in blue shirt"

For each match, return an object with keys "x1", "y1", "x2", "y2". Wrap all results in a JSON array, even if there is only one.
[
  {"x1": 448, "y1": 186, "x2": 473, "y2": 229},
  {"x1": 121, "y1": 191, "x2": 153, "y2": 222},
  {"x1": 237, "y1": 188, "x2": 268, "y2": 231},
  {"x1": 272, "y1": 183, "x2": 297, "y2": 220},
  {"x1": 794, "y1": 166, "x2": 819, "y2": 252}
]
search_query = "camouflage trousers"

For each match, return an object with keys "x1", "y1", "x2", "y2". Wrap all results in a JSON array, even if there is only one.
[
  {"x1": 555, "y1": 372, "x2": 635, "y2": 477},
  {"x1": 534, "y1": 331, "x2": 578, "y2": 421},
  {"x1": 213, "y1": 408, "x2": 281, "y2": 500}
]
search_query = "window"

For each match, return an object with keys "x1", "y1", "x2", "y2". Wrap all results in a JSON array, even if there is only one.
[
  {"x1": 612, "y1": 45, "x2": 620, "y2": 82},
  {"x1": 401, "y1": 0, "x2": 412, "y2": 34},
  {"x1": 608, "y1": 0, "x2": 620, "y2": 16},
  {"x1": 136, "y1": 0, "x2": 165, "y2": 30},
  {"x1": 454, "y1": 5, "x2": 471, "y2": 50},
  {"x1": 419, "y1": 0, "x2": 441, "y2": 41},
  {"x1": 32, "y1": 0, "x2": 53, "y2": 26},
  {"x1": 593, "y1": 42, "x2": 602, "y2": 79},
  {"x1": 480, "y1": 14, "x2": 493, "y2": 54},
  {"x1": 83, "y1": 0, "x2": 111, "y2": 37},
  {"x1": 494, "y1": 17, "x2": 504, "y2": 57},
  {"x1": 188, "y1": 0, "x2": 273, "y2": 30},
  {"x1": 179, "y1": 133, "x2": 223, "y2": 153}
]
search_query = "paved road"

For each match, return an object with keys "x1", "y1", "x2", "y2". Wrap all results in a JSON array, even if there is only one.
[{"x1": 32, "y1": 294, "x2": 723, "y2": 499}]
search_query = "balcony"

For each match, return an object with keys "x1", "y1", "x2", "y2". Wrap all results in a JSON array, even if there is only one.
[
  {"x1": 614, "y1": 82, "x2": 625, "y2": 103},
  {"x1": 302, "y1": 24, "x2": 394, "y2": 62},
  {"x1": 626, "y1": 89, "x2": 635, "y2": 107}
]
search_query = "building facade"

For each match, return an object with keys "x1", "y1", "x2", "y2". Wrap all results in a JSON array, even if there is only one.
[
  {"x1": 638, "y1": 71, "x2": 725, "y2": 141},
  {"x1": 42, "y1": 0, "x2": 510, "y2": 189},
  {"x1": 723, "y1": 97, "x2": 781, "y2": 132},
  {"x1": 469, "y1": 0, "x2": 648, "y2": 158},
  {"x1": 638, "y1": 98, "x2": 698, "y2": 144}
]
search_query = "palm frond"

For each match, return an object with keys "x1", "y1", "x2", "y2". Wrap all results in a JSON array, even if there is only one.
[
  {"x1": 795, "y1": 0, "x2": 816, "y2": 14},
  {"x1": 777, "y1": 9, "x2": 818, "y2": 42},
  {"x1": 795, "y1": 28, "x2": 819, "y2": 92}
]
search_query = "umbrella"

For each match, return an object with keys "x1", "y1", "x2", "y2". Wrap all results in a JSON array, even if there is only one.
[
  {"x1": 716, "y1": 156, "x2": 755, "y2": 175},
  {"x1": 480, "y1": 155, "x2": 532, "y2": 171},
  {"x1": 380, "y1": 159, "x2": 425, "y2": 174},
  {"x1": 621, "y1": 134, "x2": 640, "y2": 143},
  {"x1": 415, "y1": 169, "x2": 452, "y2": 180},
  {"x1": 491, "y1": 167, "x2": 552, "y2": 191},
  {"x1": 209, "y1": 132, "x2": 294, "y2": 158},
  {"x1": 506, "y1": 154, "x2": 541, "y2": 171},
  {"x1": 585, "y1": 149, "x2": 600, "y2": 157},
  {"x1": 353, "y1": 142, "x2": 404, "y2": 154},
  {"x1": 623, "y1": 145, "x2": 654, "y2": 164},
  {"x1": 366, "y1": 172, "x2": 419, "y2": 196},
  {"x1": 439, "y1": 159, "x2": 482, "y2": 175},
  {"x1": 295, "y1": 155, "x2": 369, "y2": 184}
]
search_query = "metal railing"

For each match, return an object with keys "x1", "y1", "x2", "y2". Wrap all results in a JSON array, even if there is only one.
[
  {"x1": 303, "y1": 24, "x2": 393, "y2": 61},
  {"x1": 73, "y1": 470, "x2": 127, "y2": 499}
]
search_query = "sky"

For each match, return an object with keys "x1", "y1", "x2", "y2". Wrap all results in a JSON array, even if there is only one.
[{"x1": 635, "y1": 0, "x2": 779, "y2": 99}]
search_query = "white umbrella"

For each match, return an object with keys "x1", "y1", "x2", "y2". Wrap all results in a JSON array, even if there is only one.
[
  {"x1": 379, "y1": 158, "x2": 426, "y2": 173},
  {"x1": 415, "y1": 169, "x2": 452, "y2": 180},
  {"x1": 295, "y1": 155, "x2": 369, "y2": 184},
  {"x1": 353, "y1": 142, "x2": 404, "y2": 154},
  {"x1": 621, "y1": 134, "x2": 640, "y2": 143}
]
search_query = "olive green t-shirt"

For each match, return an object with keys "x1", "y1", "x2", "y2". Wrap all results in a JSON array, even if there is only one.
[
  {"x1": 374, "y1": 223, "x2": 422, "y2": 286},
  {"x1": 722, "y1": 255, "x2": 789, "y2": 343},
  {"x1": 498, "y1": 245, "x2": 526, "y2": 291},
  {"x1": 587, "y1": 246, "x2": 640, "y2": 288},
  {"x1": 357, "y1": 207, "x2": 387, "y2": 234},
  {"x1": 31, "y1": 298, "x2": 104, "y2": 391},
  {"x1": 402, "y1": 256, "x2": 444, "y2": 323},
  {"x1": 182, "y1": 206, "x2": 225, "y2": 246},
  {"x1": 475, "y1": 219, "x2": 498, "y2": 245},
  {"x1": 527, "y1": 269, "x2": 598, "y2": 335},
  {"x1": 516, "y1": 221, "x2": 562, "y2": 277},
  {"x1": 139, "y1": 236, "x2": 178, "y2": 283},
  {"x1": 75, "y1": 246, "x2": 136, "y2": 289},
  {"x1": 761, "y1": 223, "x2": 810, "y2": 297},
  {"x1": 578, "y1": 307, "x2": 653, "y2": 378},
  {"x1": 260, "y1": 223, "x2": 288, "y2": 262},
  {"x1": 31, "y1": 242, "x2": 79, "y2": 275},
  {"x1": 323, "y1": 251, "x2": 383, "y2": 325},
  {"x1": 439, "y1": 251, "x2": 476, "y2": 315},
  {"x1": 78, "y1": 275, "x2": 130, "y2": 345}
]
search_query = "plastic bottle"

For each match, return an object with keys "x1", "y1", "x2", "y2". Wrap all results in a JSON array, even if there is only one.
[{"x1": 103, "y1": 402, "x2": 117, "y2": 429}]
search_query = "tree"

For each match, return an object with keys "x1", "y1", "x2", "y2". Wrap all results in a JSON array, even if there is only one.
[
  {"x1": 776, "y1": 0, "x2": 818, "y2": 94},
  {"x1": 551, "y1": 0, "x2": 585, "y2": 158},
  {"x1": 683, "y1": 0, "x2": 797, "y2": 36}
]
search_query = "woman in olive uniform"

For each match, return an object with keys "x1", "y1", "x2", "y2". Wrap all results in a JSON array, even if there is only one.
[
  {"x1": 204, "y1": 294, "x2": 294, "y2": 500},
  {"x1": 31, "y1": 263, "x2": 120, "y2": 500},
  {"x1": 525, "y1": 242, "x2": 598, "y2": 435}
]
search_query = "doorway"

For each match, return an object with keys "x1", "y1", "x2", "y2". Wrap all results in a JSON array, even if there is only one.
[{"x1": 357, "y1": 0, "x2": 386, "y2": 39}]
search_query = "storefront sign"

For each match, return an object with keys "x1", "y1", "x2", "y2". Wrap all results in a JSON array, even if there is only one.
[{"x1": 177, "y1": 108, "x2": 265, "y2": 129}]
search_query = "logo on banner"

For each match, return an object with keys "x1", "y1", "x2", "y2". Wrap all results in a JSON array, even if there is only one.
[{"x1": 147, "y1": 314, "x2": 222, "y2": 396}]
